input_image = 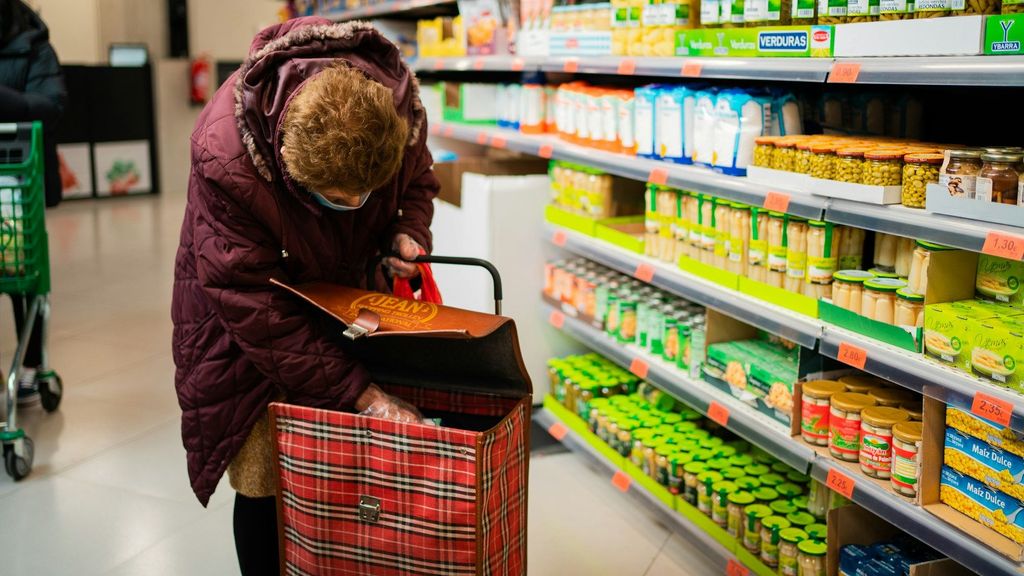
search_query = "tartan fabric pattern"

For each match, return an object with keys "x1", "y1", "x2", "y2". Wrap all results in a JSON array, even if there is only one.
[
  {"x1": 380, "y1": 383, "x2": 520, "y2": 418},
  {"x1": 272, "y1": 397, "x2": 528, "y2": 576}
]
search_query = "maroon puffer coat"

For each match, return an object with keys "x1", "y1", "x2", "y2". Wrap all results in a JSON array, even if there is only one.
[{"x1": 172, "y1": 17, "x2": 438, "y2": 506}]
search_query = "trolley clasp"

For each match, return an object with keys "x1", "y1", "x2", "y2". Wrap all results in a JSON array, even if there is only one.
[
  {"x1": 358, "y1": 495, "x2": 381, "y2": 523},
  {"x1": 342, "y1": 309, "x2": 381, "y2": 341}
]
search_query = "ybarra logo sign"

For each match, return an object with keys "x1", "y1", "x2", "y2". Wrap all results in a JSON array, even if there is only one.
[
  {"x1": 992, "y1": 19, "x2": 1021, "y2": 52},
  {"x1": 757, "y1": 31, "x2": 808, "y2": 52}
]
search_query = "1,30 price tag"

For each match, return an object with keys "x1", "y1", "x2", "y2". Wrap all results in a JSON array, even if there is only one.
[
  {"x1": 553, "y1": 230, "x2": 567, "y2": 247},
  {"x1": 538, "y1": 144, "x2": 554, "y2": 159},
  {"x1": 972, "y1": 392, "x2": 1014, "y2": 427},
  {"x1": 837, "y1": 342, "x2": 868, "y2": 370},
  {"x1": 826, "y1": 467, "x2": 856, "y2": 499},
  {"x1": 612, "y1": 470, "x2": 633, "y2": 492},
  {"x1": 617, "y1": 58, "x2": 637, "y2": 75},
  {"x1": 629, "y1": 358, "x2": 650, "y2": 379},
  {"x1": 635, "y1": 263, "x2": 655, "y2": 283},
  {"x1": 681, "y1": 61, "x2": 703, "y2": 77},
  {"x1": 983, "y1": 231, "x2": 1024, "y2": 261},
  {"x1": 708, "y1": 402, "x2": 730, "y2": 427},
  {"x1": 726, "y1": 559, "x2": 750, "y2": 576},
  {"x1": 548, "y1": 422, "x2": 568, "y2": 441},
  {"x1": 648, "y1": 167, "x2": 669, "y2": 185},
  {"x1": 829, "y1": 62, "x2": 861, "y2": 83},
  {"x1": 549, "y1": 310, "x2": 566, "y2": 329},
  {"x1": 763, "y1": 191, "x2": 791, "y2": 213}
]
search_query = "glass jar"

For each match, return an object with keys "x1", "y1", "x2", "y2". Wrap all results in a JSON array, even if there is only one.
[
  {"x1": 736, "y1": 476, "x2": 761, "y2": 491},
  {"x1": 807, "y1": 479, "x2": 829, "y2": 519},
  {"x1": 697, "y1": 470, "x2": 724, "y2": 515},
  {"x1": 894, "y1": 235, "x2": 915, "y2": 278},
  {"x1": 770, "y1": 499, "x2": 797, "y2": 517},
  {"x1": 817, "y1": 0, "x2": 849, "y2": 23},
  {"x1": 743, "y1": 504, "x2": 773, "y2": 553},
  {"x1": 797, "y1": 539, "x2": 828, "y2": 576},
  {"x1": 778, "y1": 527, "x2": 808, "y2": 576},
  {"x1": 902, "y1": 153, "x2": 943, "y2": 208},
  {"x1": 683, "y1": 461, "x2": 707, "y2": 504},
  {"x1": 806, "y1": 523, "x2": 827, "y2": 541},
  {"x1": 862, "y1": 150, "x2": 904, "y2": 186},
  {"x1": 840, "y1": 374, "x2": 886, "y2": 394},
  {"x1": 809, "y1": 144, "x2": 837, "y2": 179},
  {"x1": 873, "y1": 232, "x2": 898, "y2": 273},
  {"x1": 940, "y1": 149, "x2": 983, "y2": 199},
  {"x1": 760, "y1": 516, "x2": 791, "y2": 567},
  {"x1": 767, "y1": 212, "x2": 788, "y2": 289},
  {"x1": 772, "y1": 140, "x2": 799, "y2": 172},
  {"x1": 977, "y1": 153, "x2": 1021, "y2": 205},
  {"x1": 807, "y1": 220, "x2": 839, "y2": 287},
  {"x1": 834, "y1": 147, "x2": 869, "y2": 183},
  {"x1": 728, "y1": 204, "x2": 751, "y2": 275},
  {"x1": 754, "y1": 136, "x2": 781, "y2": 168},
  {"x1": 776, "y1": 482, "x2": 805, "y2": 500},
  {"x1": 686, "y1": 194, "x2": 703, "y2": 259},
  {"x1": 892, "y1": 420, "x2": 923, "y2": 498},
  {"x1": 861, "y1": 278, "x2": 907, "y2": 324},
  {"x1": 787, "y1": 511, "x2": 815, "y2": 530},
  {"x1": 712, "y1": 481, "x2": 738, "y2": 527},
  {"x1": 902, "y1": 401, "x2": 923, "y2": 421},
  {"x1": 747, "y1": 208, "x2": 770, "y2": 283},
  {"x1": 761, "y1": 473, "x2": 785, "y2": 488},
  {"x1": 654, "y1": 445, "x2": 675, "y2": 484},
  {"x1": 752, "y1": 486, "x2": 780, "y2": 505},
  {"x1": 713, "y1": 200, "x2": 732, "y2": 269},
  {"x1": 869, "y1": 388, "x2": 915, "y2": 408},
  {"x1": 723, "y1": 467, "x2": 746, "y2": 482},
  {"x1": 895, "y1": 288, "x2": 924, "y2": 327},
  {"x1": 832, "y1": 270, "x2": 874, "y2": 314},
  {"x1": 802, "y1": 380, "x2": 847, "y2": 445},
  {"x1": 915, "y1": 0, "x2": 951, "y2": 16},
  {"x1": 829, "y1": 392, "x2": 877, "y2": 462},
  {"x1": 907, "y1": 240, "x2": 949, "y2": 295},
  {"x1": 727, "y1": 491, "x2": 756, "y2": 539},
  {"x1": 792, "y1": 142, "x2": 813, "y2": 174},
  {"x1": 859, "y1": 406, "x2": 910, "y2": 479},
  {"x1": 785, "y1": 218, "x2": 808, "y2": 294},
  {"x1": 700, "y1": 197, "x2": 716, "y2": 265}
]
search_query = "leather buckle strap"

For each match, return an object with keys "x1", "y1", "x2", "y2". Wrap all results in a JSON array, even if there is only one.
[{"x1": 342, "y1": 308, "x2": 381, "y2": 340}]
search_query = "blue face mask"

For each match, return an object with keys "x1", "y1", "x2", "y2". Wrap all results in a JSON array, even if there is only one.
[{"x1": 311, "y1": 190, "x2": 371, "y2": 211}]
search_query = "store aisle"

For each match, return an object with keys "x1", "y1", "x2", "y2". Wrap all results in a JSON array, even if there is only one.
[{"x1": 0, "y1": 191, "x2": 716, "y2": 576}]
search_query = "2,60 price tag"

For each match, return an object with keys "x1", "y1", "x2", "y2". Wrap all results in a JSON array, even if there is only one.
[
  {"x1": 837, "y1": 342, "x2": 868, "y2": 370},
  {"x1": 983, "y1": 231, "x2": 1024, "y2": 261},
  {"x1": 972, "y1": 392, "x2": 1013, "y2": 427},
  {"x1": 826, "y1": 467, "x2": 856, "y2": 499},
  {"x1": 726, "y1": 559, "x2": 750, "y2": 576}
]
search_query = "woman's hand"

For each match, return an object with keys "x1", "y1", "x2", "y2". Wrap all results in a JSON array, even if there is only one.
[
  {"x1": 355, "y1": 383, "x2": 425, "y2": 423},
  {"x1": 384, "y1": 233, "x2": 421, "y2": 279}
]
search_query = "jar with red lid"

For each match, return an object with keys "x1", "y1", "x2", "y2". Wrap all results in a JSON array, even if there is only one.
[{"x1": 901, "y1": 153, "x2": 943, "y2": 208}]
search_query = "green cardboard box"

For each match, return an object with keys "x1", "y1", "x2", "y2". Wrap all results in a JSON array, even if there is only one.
[
  {"x1": 985, "y1": 14, "x2": 1024, "y2": 56},
  {"x1": 977, "y1": 254, "x2": 1024, "y2": 306},
  {"x1": 674, "y1": 25, "x2": 834, "y2": 58},
  {"x1": 967, "y1": 316, "x2": 1024, "y2": 392},
  {"x1": 923, "y1": 301, "x2": 993, "y2": 371}
]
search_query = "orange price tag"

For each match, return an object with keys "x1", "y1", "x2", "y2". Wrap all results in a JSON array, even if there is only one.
[
  {"x1": 538, "y1": 144, "x2": 554, "y2": 159},
  {"x1": 629, "y1": 358, "x2": 649, "y2": 379},
  {"x1": 491, "y1": 135, "x2": 507, "y2": 149},
  {"x1": 829, "y1": 62, "x2": 861, "y2": 84},
  {"x1": 473, "y1": 58, "x2": 486, "y2": 71},
  {"x1": 617, "y1": 58, "x2": 637, "y2": 75},
  {"x1": 763, "y1": 191, "x2": 791, "y2": 213},
  {"x1": 612, "y1": 470, "x2": 632, "y2": 492},
  {"x1": 982, "y1": 231, "x2": 1024, "y2": 261},
  {"x1": 726, "y1": 559, "x2": 750, "y2": 576},
  {"x1": 476, "y1": 132, "x2": 489, "y2": 145},
  {"x1": 430, "y1": 124, "x2": 441, "y2": 136},
  {"x1": 635, "y1": 263, "x2": 655, "y2": 283},
  {"x1": 707, "y1": 402, "x2": 730, "y2": 427},
  {"x1": 549, "y1": 309, "x2": 565, "y2": 329},
  {"x1": 826, "y1": 467, "x2": 856, "y2": 499},
  {"x1": 548, "y1": 422, "x2": 568, "y2": 441},
  {"x1": 553, "y1": 230, "x2": 567, "y2": 247},
  {"x1": 648, "y1": 167, "x2": 669, "y2": 186},
  {"x1": 433, "y1": 59, "x2": 445, "y2": 71},
  {"x1": 563, "y1": 58, "x2": 579, "y2": 73},
  {"x1": 511, "y1": 57, "x2": 526, "y2": 71},
  {"x1": 443, "y1": 126, "x2": 454, "y2": 138},
  {"x1": 681, "y1": 61, "x2": 703, "y2": 77},
  {"x1": 973, "y1": 392, "x2": 1014, "y2": 427},
  {"x1": 837, "y1": 342, "x2": 868, "y2": 370}
]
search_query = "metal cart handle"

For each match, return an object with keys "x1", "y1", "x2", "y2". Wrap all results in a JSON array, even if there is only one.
[{"x1": 378, "y1": 253, "x2": 504, "y2": 315}]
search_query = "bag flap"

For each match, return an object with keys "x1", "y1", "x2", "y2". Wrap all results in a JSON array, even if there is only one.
[{"x1": 272, "y1": 279, "x2": 532, "y2": 397}]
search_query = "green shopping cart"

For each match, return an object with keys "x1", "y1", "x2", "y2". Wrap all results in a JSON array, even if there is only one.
[{"x1": 0, "y1": 122, "x2": 61, "y2": 481}]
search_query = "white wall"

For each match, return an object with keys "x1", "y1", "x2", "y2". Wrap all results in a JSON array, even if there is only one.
[
  {"x1": 28, "y1": 0, "x2": 103, "y2": 64},
  {"x1": 189, "y1": 0, "x2": 284, "y2": 61}
]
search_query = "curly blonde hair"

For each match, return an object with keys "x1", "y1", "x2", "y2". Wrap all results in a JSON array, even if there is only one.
[{"x1": 281, "y1": 64, "x2": 409, "y2": 195}]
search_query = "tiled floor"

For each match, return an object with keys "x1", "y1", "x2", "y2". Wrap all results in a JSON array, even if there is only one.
[{"x1": 0, "y1": 191, "x2": 716, "y2": 575}]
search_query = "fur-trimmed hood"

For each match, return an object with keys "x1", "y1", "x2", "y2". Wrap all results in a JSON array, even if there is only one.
[{"x1": 233, "y1": 17, "x2": 424, "y2": 183}]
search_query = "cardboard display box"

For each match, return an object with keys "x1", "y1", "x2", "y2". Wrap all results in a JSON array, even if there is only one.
[
  {"x1": 434, "y1": 157, "x2": 550, "y2": 207},
  {"x1": 833, "y1": 16, "x2": 985, "y2": 57},
  {"x1": 739, "y1": 276, "x2": 820, "y2": 319},
  {"x1": 678, "y1": 254, "x2": 742, "y2": 291},
  {"x1": 926, "y1": 183, "x2": 1024, "y2": 228},
  {"x1": 673, "y1": 25, "x2": 835, "y2": 58},
  {"x1": 595, "y1": 217, "x2": 645, "y2": 254}
]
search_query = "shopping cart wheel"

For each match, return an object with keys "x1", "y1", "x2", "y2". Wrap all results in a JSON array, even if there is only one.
[
  {"x1": 38, "y1": 373, "x2": 62, "y2": 413},
  {"x1": 4, "y1": 436, "x2": 33, "y2": 481}
]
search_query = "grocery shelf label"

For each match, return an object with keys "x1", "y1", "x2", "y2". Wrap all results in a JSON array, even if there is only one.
[
  {"x1": 763, "y1": 191, "x2": 791, "y2": 213},
  {"x1": 490, "y1": 135, "x2": 507, "y2": 149},
  {"x1": 433, "y1": 59, "x2": 445, "y2": 71},
  {"x1": 972, "y1": 392, "x2": 1013, "y2": 427},
  {"x1": 612, "y1": 470, "x2": 632, "y2": 492},
  {"x1": 629, "y1": 358, "x2": 650, "y2": 379},
  {"x1": 430, "y1": 124, "x2": 441, "y2": 136},
  {"x1": 681, "y1": 61, "x2": 703, "y2": 77},
  {"x1": 511, "y1": 57, "x2": 526, "y2": 71},
  {"x1": 635, "y1": 263, "x2": 655, "y2": 283},
  {"x1": 473, "y1": 58, "x2": 485, "y2": 71},
  {"x1": 726, "y1": 559, "x2": 750, "y2": 576},
  {"x1": 552, "y1": 230, "x2": 567, "y2": 247},
  {"x1": 648, "y1": 167, "x2": 669, "y2": 185},
  {"x1": 828, "y1": 62, "x2": 861, "y2": 83},
  {"x1": 548, "y1": 310, "x2": 565, "y2": 329},
  {"x1": 538, "y1": 144, "x2": 554, "y2": 159},
  {"x1": 476, "y1": 132, "x2": 489, "y2": 145},
  {"x1": 837, "y1": 342, "x2": 868, "y2": 370},
  {"x1": 548, "y1": 422, "x2": 568, "y2": 441},
  {"x1": 564, "y1": 58, "x2": 579, "y2": 73},
  {"x1": 708, "y1": 401, "x2": 730, "y2": 427},
  {"x1": 826, "y1": 467, "x2": 856, "y2": 499},
  {"x1": 982, "y1": 231, "x2": 1024, "y2": 261},
  {"x1": 443, "y1": 126, "x2": 454, "y2": 138},
  {"x1": 617, "y1": 58, "x2": 637, "y2": 75}
]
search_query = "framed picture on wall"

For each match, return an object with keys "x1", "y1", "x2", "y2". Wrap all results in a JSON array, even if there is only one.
[
  {"x1": 57, "y1": 143, "x2": 94, "y2": 199},
  {"x1": 93, "y1": 140, "x2": 152, "y2": 196}
]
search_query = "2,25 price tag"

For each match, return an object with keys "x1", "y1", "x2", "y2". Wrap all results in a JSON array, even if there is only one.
[
  {"x1": 837, "y1": 342, "x2": 868, "y2": 370},
  {"x1": 726, "y1": 559, "x2": 750, "y2": 576},
  {"x1": 826, "y1": 467, "x2": 856, "y2": 499},
  {"x1": 972, "y1": 392, "x2": 1014, "y2": 427}
]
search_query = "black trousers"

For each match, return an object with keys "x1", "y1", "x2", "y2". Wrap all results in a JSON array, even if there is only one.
[
  {"x1": 11, "y1": 294, "x2": 42, "y2": 368},
  {"x1": 234, "y1": 493, "x2": 280, "y2": 576}
]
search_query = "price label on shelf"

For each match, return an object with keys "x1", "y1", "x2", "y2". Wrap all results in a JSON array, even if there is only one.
[
  {"x1": 763, "y1": 191, "x2": 791, "y2": 213},
  {"x1": 511, "y1": 57, "x2": 526, "y2": 71},
  {"x1": 430, "y1": 124, "x2": 441, "y2": 136},
  {"x1": 617, "y1": 58, "x2": 637, "y2": 75},
  {"x1": 548, "y1": 422, "x2": 568, "y2": 441},
  {"x1": 490, "y1": 135, "x2": 507, "y2": 149},
  {"x1": 982, "y1": 231, "x2": 1024, "y2": 261},
  {"x1": 837, "y1": 342, "x2": 868, "y2": 370},
  {"x1": 538, "y1": 144, "x2": 554, "y2": 159},
  {"x1": 476, "y1": 132, "x2": 489, "y2": 145},
  {"x1": 681, "y1": 61, "x2": 703, "y2": 78},
  {"x1": 548, "y1": 310, "x2": 565, "y2": 329},
  {"x1": 563, "y1": 58, "x2": 579, "y2": 73},
  {"x1": 972, "y1": 392, "x2": 1013, "y2": 427},
  {"x1": 826, "y1": 467, "x2": 856, "y2": 499},
  {"x1": 829, "y1": 62, "x2": 861, "y2": 83},
  {"x1": 473, "y1": 58, "x2": 486, "y2": 71},
  {"x1": 612, "y1": 470, "x2": 633, "y2": 492},
  {"x1": 443, "y1": 126, "x2": 454, "y2": 138},
  {"x1": 726, "y1": 559, "x2": 750, "y2": 576},
  {"x1": 552, "y1": 230, "x2": 568, "y2": 247},
  {"x1": 629, "y1": 358, "x2": 650, "y2": 379},
  {"x1": 708, "y1": 402, "x2": 730, "y2": 427},
  {"x1": 648, "y1": 167, "x2": 669, "y2": 185},
  {"x1": 634, "y1": 263, "x2": 655, "y2": 283},
  {"x1": 433, "y1": 59, "x2": 445, "y2": 71}
]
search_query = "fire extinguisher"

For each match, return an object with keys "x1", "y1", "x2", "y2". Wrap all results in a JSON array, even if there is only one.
[{"x1": 190, "y1": 55, "x2": 211, "y2": 105}]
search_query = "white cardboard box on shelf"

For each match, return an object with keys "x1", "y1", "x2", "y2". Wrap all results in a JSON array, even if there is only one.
[
  {"x1": 834, "y1": 16, "x2": 985, "y2": 57},
  {"x1": 809, "y1": 177, "x2": 902, "y2": 205},
  {"x1": 746, "y1": 166, "x2": 811, "y2": 192},
  {"x1": 926, "y1": 183, "x2": 1024, "y2": 228}
]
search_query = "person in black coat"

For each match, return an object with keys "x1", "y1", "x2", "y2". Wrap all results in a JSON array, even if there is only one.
[{"x1": 0, "y1": 0, "x2": 66, "y2": 403}]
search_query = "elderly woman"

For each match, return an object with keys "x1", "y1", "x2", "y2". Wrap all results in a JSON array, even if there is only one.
[{"x1": 171, "y1": 17, "x2": 438, "y2": 575}]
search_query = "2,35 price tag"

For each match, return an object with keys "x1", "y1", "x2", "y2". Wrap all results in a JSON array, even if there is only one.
[
  {"x1": 983, "y1": 231, "x2": 1024, "y2": 261},
  {"x1": 972, "y1": 392, "x2": 1014, "y2": 427},
  {"x1": 826, "y1": 467, "x2": 856, "y2": 499},
  {"x1": 726, "y1": 559, "x2": 750, "y2": 576},
  {"x1": 837, "y1": 342, "x2": 868, "y2": 370}
]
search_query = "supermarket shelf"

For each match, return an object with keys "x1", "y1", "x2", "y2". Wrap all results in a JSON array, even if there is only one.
[
  {"x1": 545, "y1": 301, "x2": 817, "y2": 472},
  {"x1": 825, "y1": 199, "x2": 1024, "y2": 254},
  {"x1": 532, "y1": 408, "x2": 738, "y2": 572},
  {"x1": 431, "y1": 122, "x2": 827, "y2": 220},
  {"x1": 820, "y1": 325, "x2": 1024, "y2": 433},
  {"x1": 809, "y1": 459, "x2": 1022, "y2": 576},
  {"x1": 546, "y1": 224, "x2": 823, "y2": 348},
  {"x1": 835, "y1": 56, "x2": 1024, "y2": 87},
  {"x1": 320, "y1": 0, "x2": 455, "y2": 21}
]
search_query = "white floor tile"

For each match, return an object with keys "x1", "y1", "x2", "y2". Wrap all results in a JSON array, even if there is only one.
[{"x1": 644, "y1": 533, "x2": 725, "y2": 576}]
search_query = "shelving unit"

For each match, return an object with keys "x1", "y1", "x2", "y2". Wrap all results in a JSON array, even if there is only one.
[{"x1": 320, "y1": 0, "x2": 456, "y2": 21}]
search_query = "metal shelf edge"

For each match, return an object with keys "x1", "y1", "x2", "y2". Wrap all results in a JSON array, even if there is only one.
[{"x1": 321, "y1": 0, "x2": 456, "y2": 21}]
